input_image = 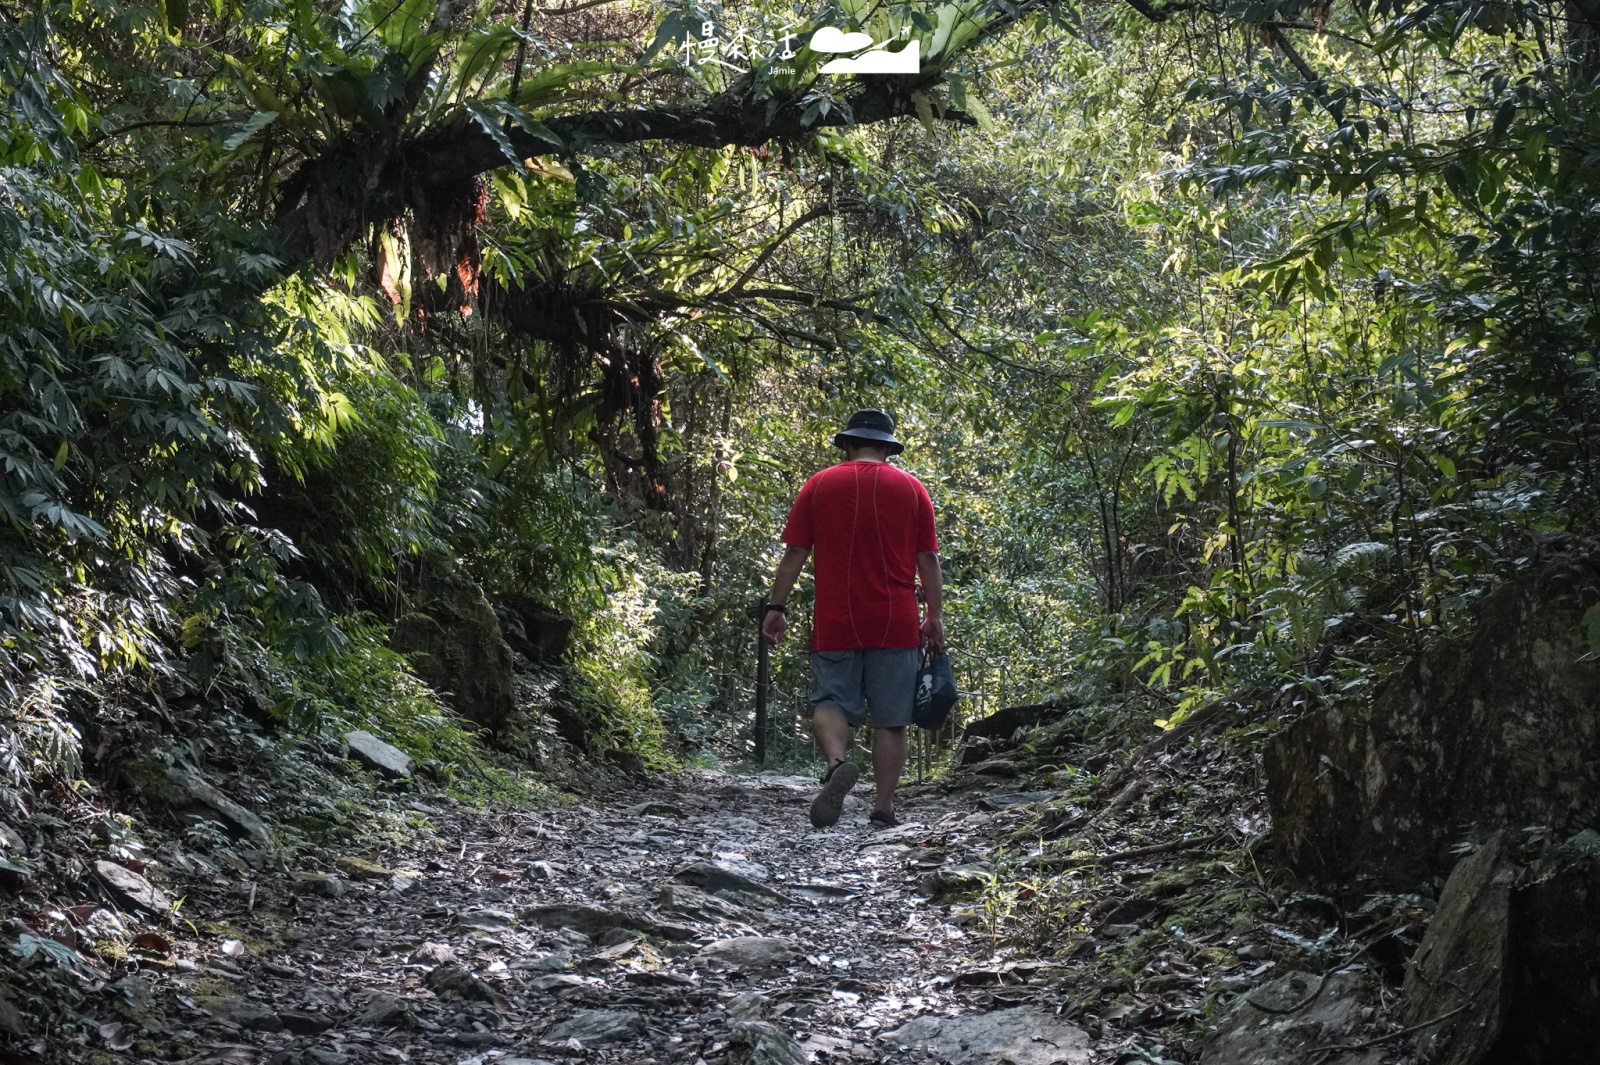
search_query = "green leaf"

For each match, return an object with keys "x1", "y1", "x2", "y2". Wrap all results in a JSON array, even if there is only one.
[
  {"x1": 375, "y1": 0, "x2": 436, "y2": 51},
  {"x1": 1583, "y1": 605, "x2": 1600, "y2": 657},
  {"x1": 452, "y1": 25, "x2": 520, "y2": 100},
  {"x1": 160, "y1": 0, "x2": 190, "y2": 35},
  {"x1": 221, "y1": 110, "x2": 278, "y2": 150}
]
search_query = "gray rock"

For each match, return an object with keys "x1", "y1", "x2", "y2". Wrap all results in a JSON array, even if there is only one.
[
  {"x1": 726, "y1": 991, "x2": 771, "y2": 1022},
  {"x1": 527, "y1": 974, "x2": 587, "y2": 992},
  {"x1": 675, "y1": 860, "x2": 789, "y2": 902},
  {"x1": 202, "y1": 997, "x2": 282, "y2": 1032},
  {"x1": 351, "y1": 992, "x2": 413, "y2": 1028},
  {"x1": 305, "y1": 1049, "x2": 349, "y2": 1065},
  {"x1": 624, "y1": 970, "x2": 695, "y2": 987},
  {"x1": 390, "y1": 571, "x2": 516, "y2": 731},
  {"x1": 409, "y1": 942, "x2": 456, "y2": 966},
  {"x1": 517, "y1": 950, "x2": 572, "y2": 973},
  {"x1": 658, "y1": 883, "x2": 761, "y2": 924},
  {"x1": 545, "y1": 1008, "x2": 645, "y2": 1046},
  {"x1": 520, "y1": 902, "x2": 696, "y2": 941},
  {"x1": 292, "y1": 872, "x2": 346, "y2": 898},
  {"x1": 1200, "y1": 970, "x2": 1380, "y2": 1065},
  {"x1": 728, "y1": 1020, "x2": 807, "y2": 1065},
  {"x1": 94, "y1": 860, "x2": 172, "y2": 915},
  {"x1": 969, "y1": 759, "x2": 1021, "y2": 778},
  {"x1": 280, "y1": 1010, "x2": 334, "y2": 1034},
  {"x1": 697, "y1": 937, "x2": 801, "y2": 972},
  {"x1": 623, "y1": 800, "x2": 685, "y2": 818},
  {"x1": 344, "y1": 730, "x2": 413, "y2": 779},
  {"x1": 165, "y1": 768, "x2": 273, "y2": 850},
  {"x1": 425, "y1": 963, "x2": 499, "y2": 1002},
  {"x1": 887, "y1": 1007, "x2": 1091, "y2": 1064},
  {"x1": 1266, "y1": 552, "x2": 1600, "y2": 889},
  {"x1": 525, "y1": 860, "x2": 557, "y2": 881},
  {"x1": 1403, "y1": 832, "x2": 1513, "y2": 1065},
  {"x1": 458, "y1": 907, "x2": 513, "y2": 930}
]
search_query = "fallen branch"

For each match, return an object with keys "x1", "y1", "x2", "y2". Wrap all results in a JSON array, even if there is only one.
[{"x1": 1030, "y1": 831, "x2": 1228, "y2": 872}]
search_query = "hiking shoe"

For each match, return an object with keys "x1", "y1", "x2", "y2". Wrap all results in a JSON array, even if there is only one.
[
  {"x1": 809, "y1": 760, "x2": 860, "y2": 829},
  {"x1": 869, "y1": 808, "x2": 900, "y2": 829}
]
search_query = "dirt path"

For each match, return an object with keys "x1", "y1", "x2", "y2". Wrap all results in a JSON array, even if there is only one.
[{"x1": 153, "y1": 771, "x2": 1090, "y2": 1065}]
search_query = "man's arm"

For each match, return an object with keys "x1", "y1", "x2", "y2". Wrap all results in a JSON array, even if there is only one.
[
  {"x1": 917, "y1": 551, "x2": 946, "y2": 650},
  {"x1": 763, "y1": 545, "x2": 811, "y2": 645}
]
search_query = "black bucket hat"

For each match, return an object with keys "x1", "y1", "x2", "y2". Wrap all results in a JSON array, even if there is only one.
[{"x1": 833, "y1": 409, "x2": 904, "y2": 455}]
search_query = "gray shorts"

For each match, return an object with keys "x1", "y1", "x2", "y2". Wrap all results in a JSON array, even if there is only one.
[{"x1": 808, "y1": 647, "x2": 921, "y2": 729}]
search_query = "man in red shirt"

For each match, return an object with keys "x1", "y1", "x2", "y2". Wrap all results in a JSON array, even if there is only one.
[{"x1": 762, "y1": 409, "x2": 945, "y2": 829}]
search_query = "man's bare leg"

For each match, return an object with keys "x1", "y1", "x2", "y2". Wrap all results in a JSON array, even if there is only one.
[
  {"x1": 811, "y1": 706, "x2": 852, "y2": 768},
  {"x1": 872, "y1": 725, "x2": 908, "y2": 820},
  {"x1": 808, "y1": 707, "x2": 859, "y2": 829}
]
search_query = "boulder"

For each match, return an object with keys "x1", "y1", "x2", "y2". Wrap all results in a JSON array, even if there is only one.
[
  {"x1": 1265, "y1": 553, "x2": 1600, "y2": 891},
  {"x1": 1403, "y1": 832, "x2": 1514, "y2": 1065},
  {"x1": 887, "y1": 1007, "x2": 1091, "y2": 1064},
  {"x1": 344, "y1": 731, "x2": 412, "y2": 779},
  {"x1": 962, "y1": 702, "x2": 1062, "y2": 742},
  {"x1": 391, "y1": 570, "x2": 515, "y2": 732},
  {"x1": 1200, "y1": 970, "x2": 1380, "y2": 1065},
  {"x1": 1489, "y1": 831, "x2": 1600, "y2": 1062},
  {"x1": 495, "y1": 593, "x2": 573, "y2": 663}
]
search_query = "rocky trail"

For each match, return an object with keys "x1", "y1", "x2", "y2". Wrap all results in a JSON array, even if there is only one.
[{"x1": 107, "y1": 771, "x2": 1093, "y2": 1065}]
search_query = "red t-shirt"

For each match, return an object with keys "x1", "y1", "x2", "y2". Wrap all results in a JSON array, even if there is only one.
[{"x1": 782, "y1": 460, "x2": 939, "y2": 651}]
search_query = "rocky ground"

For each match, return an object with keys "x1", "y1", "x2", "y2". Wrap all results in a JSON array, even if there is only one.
[
  {"x1": 8, "y1": 705, "x2": 1433, "y2": 1065},
  {"x1": 54, "y1": 771, "x2": 1099, "y2": 1065}
]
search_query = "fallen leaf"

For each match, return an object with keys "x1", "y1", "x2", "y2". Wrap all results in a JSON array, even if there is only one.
[
  {"x1": 131, "y1": 932, "x2": 173, "y2": 954},
  {"x1": 221, "y1": 939, "x2": 246, "y2": 958}
]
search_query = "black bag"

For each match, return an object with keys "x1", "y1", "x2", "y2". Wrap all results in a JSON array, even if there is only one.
[{"x1": 913, "y1": 649, "x2": 958, "y2": 730}]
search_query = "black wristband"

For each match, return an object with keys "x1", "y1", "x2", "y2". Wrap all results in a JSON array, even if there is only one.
[{"x1": 765, "y1": 603, "x2": 787, "y2": 614}]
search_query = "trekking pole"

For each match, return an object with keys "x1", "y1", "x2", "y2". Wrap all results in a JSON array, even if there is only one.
[{"x1": 754, "y1": 598, "x2": 769, "y2": 765}]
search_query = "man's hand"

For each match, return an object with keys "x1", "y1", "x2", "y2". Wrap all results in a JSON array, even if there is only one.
[
  {"x1": 763, "y1": 610, "x2": 787, "y2": 645},
  {"x1": 921, "y1": 613, "x2": 946, "y2": 651}
]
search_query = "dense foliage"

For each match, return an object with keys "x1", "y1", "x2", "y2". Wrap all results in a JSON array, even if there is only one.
[{"x1": 3, "y1": 0, "x2": 1598, "y2": 785}]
